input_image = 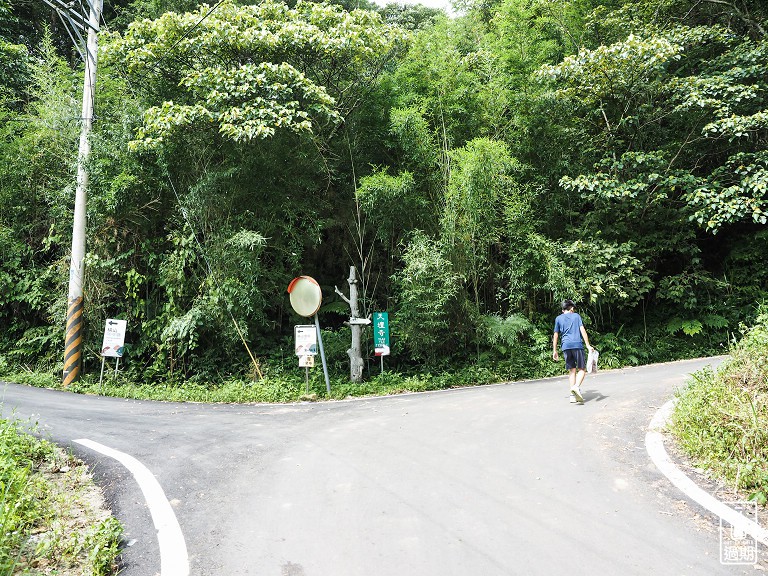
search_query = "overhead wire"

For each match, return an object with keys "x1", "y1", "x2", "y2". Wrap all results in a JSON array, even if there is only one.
[{"x1": 59, "y1": 0, "x2": 230, "y2": 124}]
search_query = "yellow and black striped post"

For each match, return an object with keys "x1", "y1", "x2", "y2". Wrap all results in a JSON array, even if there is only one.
[{"x1": 63, "y1": 297, "x2": 84, "y2": 386}]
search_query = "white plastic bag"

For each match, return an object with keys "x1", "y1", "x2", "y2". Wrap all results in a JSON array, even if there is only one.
[{"x1": 586, "y1": 348, "x2": 599, "y2": 373}]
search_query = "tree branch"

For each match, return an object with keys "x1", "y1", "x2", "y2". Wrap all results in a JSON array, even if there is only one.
[
  {"x1": 334, "y1": 286, "x2": 351, "y2": 306},
  {"x1": 702, "y1": 0, "x2": 766, "y2": 37}
]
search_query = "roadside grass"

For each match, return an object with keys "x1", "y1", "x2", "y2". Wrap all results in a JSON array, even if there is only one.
[
  {"x1": 669, "y1": 313, "x2": 768, "y2": 505},
  {"x1": 3, "y1": 360, "x2": 558, "y2": 404},
  {"x1": 0, "y1": 322, "x2": 726, "y2": 405},
  {"x1": 0, "y1": 413, "x2": 122, "y2": 575}
]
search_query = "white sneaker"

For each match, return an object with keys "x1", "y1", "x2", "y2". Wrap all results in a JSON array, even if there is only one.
[
  {"x1": 570, "y1": 387, "x2": 584, "y2": 403},
  {"x1": 569, "y1": 394, "x2": 577, "y2": 403}
]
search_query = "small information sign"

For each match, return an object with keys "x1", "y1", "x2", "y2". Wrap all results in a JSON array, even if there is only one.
[
  {"x1": 101, "y1": 319, "x2": 127, "y2": 358},
  {"x1": 299, "y1": 355, "x2": 315, "y2": 368},
  {"x1": 295, "y1": 325, "x2": 318, "y2": 356},
  {"x1": 373, "y1": 312, "x2": 390, "y2": 357}
]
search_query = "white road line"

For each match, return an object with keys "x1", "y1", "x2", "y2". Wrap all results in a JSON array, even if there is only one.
[
  {"x1": 74, "y1": 438, "x2": 190, "y2": 576},
  {"x1": 646, "y1": 399, "x2": 768, "y2": 546}
]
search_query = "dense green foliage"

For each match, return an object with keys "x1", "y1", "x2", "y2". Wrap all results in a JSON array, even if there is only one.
[
  {"x1": 671, "y1": 312, "x2": 768, "y2": 504},
  {"x1": 0, "y1": 0, "x2": 766, "y2": 390},
  {"x1": 0, "y1": 414, "x2": 122, "y2": 574}
]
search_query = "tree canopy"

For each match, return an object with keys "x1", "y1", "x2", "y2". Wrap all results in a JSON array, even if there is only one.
[{"x1": 0, "y1": 0, "x2": 766, "y2": 385}]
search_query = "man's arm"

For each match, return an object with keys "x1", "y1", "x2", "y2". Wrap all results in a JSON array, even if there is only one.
[
  {"x1": 580, "y1": 325, "x2": 594, "y2": 351},
  {"x1": 552, "y1": 332, "x2": 559, "y2": 361}
]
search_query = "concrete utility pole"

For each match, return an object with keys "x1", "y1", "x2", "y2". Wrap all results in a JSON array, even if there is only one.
[
  {"x1": 335, "y1": 267, "x2": 368, "y2": 383},
  {"x1": 46, "y1": 0, "x2": 103, "y2": 386}
]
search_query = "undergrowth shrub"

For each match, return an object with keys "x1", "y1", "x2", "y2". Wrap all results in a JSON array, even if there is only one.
[
  {"x1": 670, "y1": 312, "x2": 768, "y2": 505},
  {"x1": 0, "y1": 413, "x2": 123, "y2": 574}
]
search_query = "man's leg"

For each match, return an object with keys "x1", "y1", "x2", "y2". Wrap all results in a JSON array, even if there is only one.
[
  {"x1": 567, "y1": 369, "x2": 577, "y2": 402},
  {"x1": 575, "y1": 368, "x2": 587, "y2": 388},
  {"x1": 568, "y1": 368, "x2": 577, "y2": 389},
  {"x1": 568, "y1": 368, "x2": 584, "y2": 402}
]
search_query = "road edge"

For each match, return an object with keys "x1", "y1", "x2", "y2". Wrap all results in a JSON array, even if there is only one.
[
  {"x1": 645, "y1": 398, "x2": 768, "y2": 546},
  {"x1": 74, "y1": 438, "x2": 190, "y2": 576}
]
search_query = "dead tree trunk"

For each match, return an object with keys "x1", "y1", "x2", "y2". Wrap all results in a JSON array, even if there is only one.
[{"x1": 335, "y1": 266, "x2": 365, "y2": 383}]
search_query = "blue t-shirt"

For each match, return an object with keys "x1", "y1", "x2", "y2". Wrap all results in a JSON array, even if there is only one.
[{"x1": 554, "y1": 312, "x2": 584, "y2": 350}]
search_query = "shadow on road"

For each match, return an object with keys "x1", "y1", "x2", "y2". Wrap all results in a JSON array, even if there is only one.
[{"x1": 583, "y1": 389, "x2": 609, "y2": 403}]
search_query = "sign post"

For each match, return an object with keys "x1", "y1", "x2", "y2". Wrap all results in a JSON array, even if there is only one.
[
  {"x1": 287, "y1": 276, "x2": 330, "y2": 394},
  {"x1": 373, "y1": 312, "x2": 390, "y2": 372},
  {"x1": 295, "y1": 325, "x2": 317, "y2": 393},
  {"x1": 100, "y1": 319, "x2": 127, "y2": 388}
]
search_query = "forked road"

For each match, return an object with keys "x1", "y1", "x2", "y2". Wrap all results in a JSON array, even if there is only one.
[{"x1": 0, "y1": 358, "x2": 758, "y2": 575}]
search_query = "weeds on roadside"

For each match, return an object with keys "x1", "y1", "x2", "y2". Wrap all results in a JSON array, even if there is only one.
[
  {"x1": 0, "y1": 317, "x2": 730, "y2": 404},
  {"x1": 670, "y1": 313, "x2": 768, "y2": 505},
  {"x1": 4, "y1": 358, "x2": 549, "y2": 404},
  {"x1": 0, "y1": 413, "x2": 123, "y2": 575}
]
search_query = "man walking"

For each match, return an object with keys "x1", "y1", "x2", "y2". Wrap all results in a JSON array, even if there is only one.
[{"x1": 552, "y1": 299, "x2": 594, "y2": 404}]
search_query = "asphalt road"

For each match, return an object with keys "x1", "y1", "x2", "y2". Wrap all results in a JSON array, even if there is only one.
[{"x1": 1, "y1": 358, "x2": 761, "y2": 575}]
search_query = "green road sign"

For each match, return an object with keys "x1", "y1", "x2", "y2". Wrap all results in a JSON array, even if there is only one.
[{"x1": 373, "y1": 312, "x2": 390, "y2": 356}]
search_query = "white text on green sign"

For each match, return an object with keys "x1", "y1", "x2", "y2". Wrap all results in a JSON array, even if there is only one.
[{"x1": 374, "y1": 312, "x2": 390, "y2": 356}]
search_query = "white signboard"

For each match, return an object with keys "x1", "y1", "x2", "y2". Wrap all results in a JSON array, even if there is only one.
[
  {"x1": 101, "y1": 319, "x2": 127, "y2": 358},
  {"x1": 294, "y1": 325, "x2": 318, "y2": 356}
]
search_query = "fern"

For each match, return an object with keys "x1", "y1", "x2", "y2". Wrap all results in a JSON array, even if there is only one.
[{"x1": 481, "y1": 314, "x2": 534, "y2": 355}]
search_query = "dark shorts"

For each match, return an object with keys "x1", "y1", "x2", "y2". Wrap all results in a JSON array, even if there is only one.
[{"x1": 563, "y1": 348, "x2": 586, "y2": 370}]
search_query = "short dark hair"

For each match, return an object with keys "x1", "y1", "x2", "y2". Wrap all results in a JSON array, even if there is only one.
[{"x1": 561, "y1": 299, "x2": 575, "y2": 311}]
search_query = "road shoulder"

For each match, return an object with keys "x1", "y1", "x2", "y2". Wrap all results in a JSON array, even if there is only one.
[{"x1": 646, "y1": 398, "x2": 768, "y2": 566}]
